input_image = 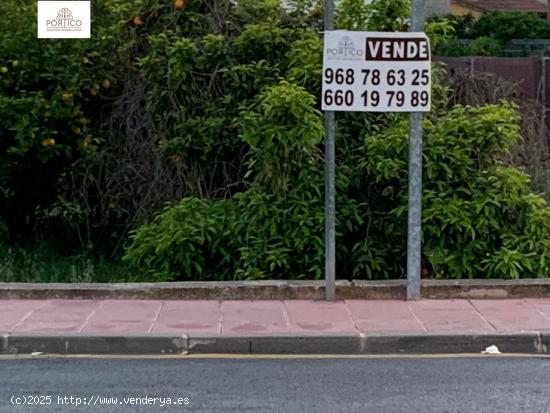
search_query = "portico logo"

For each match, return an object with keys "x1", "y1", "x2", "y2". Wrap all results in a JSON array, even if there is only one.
[
  {"x1": 325, "y1": 36, "x2": 364, "y2": 61},
  {"x1": 46, "y1": 8, "x2": 83, "y2": 31},
  {"x1": 38, "y1": 1, "x2": 90, "y2": 39}
]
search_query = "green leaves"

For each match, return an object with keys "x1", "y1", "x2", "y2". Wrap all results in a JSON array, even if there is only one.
[
  {"x1": 3, "y1": 0, "x2": 547, "y2": 283},
  {"x1": 471, "y1": 12, "x2": 550, "y2": 41},
  {"x1": 335, "y1": 0, "x2": 409, "y2": 32},
  {"x1": 364, "y1": 102, "x2": 550, "y2": 279},
  {"x1": 123, "y1": 198, "x2": 239, "y2": 281},
  {"x1": 239, "y1": 81, "x2": 323, "y2": 196}
]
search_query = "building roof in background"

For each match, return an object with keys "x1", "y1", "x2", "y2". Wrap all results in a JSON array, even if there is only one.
[{"x1": 462, "y1": 0, "x2": 548, "y2": 13}]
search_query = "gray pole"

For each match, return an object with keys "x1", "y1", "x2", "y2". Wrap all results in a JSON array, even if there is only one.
[
  {"x1": 542, "y1": 56, "x2": 546, "y2": 137},
  {"x1": 324, "y1": 0, "x2": 336, "y2": 301},
  {"x1": 407, "y1": 0, "x2": 426, "y2": 300}
]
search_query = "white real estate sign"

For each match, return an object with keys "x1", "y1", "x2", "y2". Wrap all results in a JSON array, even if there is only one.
[
  {"x1": 322, "y1": 31, "x2": 431, "y2": 112},
  {"x1": 37, "y1": 1, "x2": 91, "y2": 39}
]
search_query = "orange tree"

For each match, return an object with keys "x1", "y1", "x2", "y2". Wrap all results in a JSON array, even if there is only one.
[
  {"x1": 0, "y1": 0, "x2": 136, "y2": 245},
  {"x1": 1, "y1": 0, "x2": 548, "y2": 279}
]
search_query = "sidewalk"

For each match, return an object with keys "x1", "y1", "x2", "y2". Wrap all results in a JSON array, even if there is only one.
[{"x1": 2, "y1": 299, "x2": 550, "y2": 355}]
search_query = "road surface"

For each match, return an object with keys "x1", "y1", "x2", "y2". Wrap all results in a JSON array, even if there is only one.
[{"x1": 1, "y1": 356, "x2": 549, "y2": 412}]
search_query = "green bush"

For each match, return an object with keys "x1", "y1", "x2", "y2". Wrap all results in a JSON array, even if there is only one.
[
  {"x1": 364, "y1": 102, "x2": 550, "y2": 278},
  {"x1": 433, "y1": 38, "x2": 469, "y2": 57},
  {"x1": 122, "y1": 198, "x2": 239, "y2": 281},
  {"x1": 466, "y1": 36, "x2": 503, "y2": 56},
  {"x1": 434, "y1": 37, "x2": 503, "y2": 57},
  {"x1": 445, "y1": 14, "x2": 476, "y2": 39},
  {"x1": 123, "y1": 172, "x2": 364, "y2": 281},
  {"x1": 433, "y1": 12, "x2": 550, "y2": 56},
  {"x1": 126, "y1": 95, "x2": 550, "y2": 280},
  {"x1": 0, "y1": 0, "x2": 140, "y2": 244},
  {"x1": 471, "y1": 12, "x2": 550, "y2": 40},
  {"x1": 443, "y1": 11, "x2": 550, "y2": 41},
  {"x1": 2, "y1": 0, "x2": 549, "y2": 282},
  {"x1": 124, "y1": 81, "x2": 363, "y2": 281}
]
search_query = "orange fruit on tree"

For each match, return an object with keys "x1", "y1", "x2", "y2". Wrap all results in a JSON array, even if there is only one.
[
  {"x1": 175, "y1": 0, "x2": 185, "y2": 10},
  {"x1": 41, "y1": 138, "x2": 56, "y2": 147},
  {"x1": 102, "y1": 79, "x2": 111, "y2": 89},
  {"x1": 132, "y1": 16, "x2": 144, "y2": 26}
]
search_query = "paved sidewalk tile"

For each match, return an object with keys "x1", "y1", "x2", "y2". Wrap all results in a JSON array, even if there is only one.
[
  {"x1": 222, "y1": 301, "x2": 288, "y2": 334},
  {"x1": 152, "y1": 301, "x2": 221, "y2": 334},
  {"x1": 409, "y1": 300, "x2": 494, "y2": 332},
  {"x1": 0, "y1": 300, "x2": 43, "y2": 331},
  {"x1": 525, "y1": 299, "x2": 550, "y2": 320},
  {"x1": 471, "y1": 299, "x2": 550, "y2": 331},
  {"x1": 82, "y1": 300, "x2": 163, "y2": 333},
  {"x1": 12, "y1": 300, "x2": 99, "y2": 333},
  {"x1": 284, "y1": 301, "x2": 356, "y2": 333},
  {"x1": 346, "y1": 300, "x2": 425, "y2": 332},
  {"x1": 3, "y1": 298, "x2": 550, "y2": 337}
]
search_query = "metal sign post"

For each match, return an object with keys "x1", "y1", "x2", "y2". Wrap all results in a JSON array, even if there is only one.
[
  {"x1": 324, "y1": 0, "x2": 336, "y2": 301},
  {"x1": 322, "y1": 1, "x2": 430, "y2": 301},
  {"x1": 407, "y1": 0, "x2": 426, "y2": 300}
]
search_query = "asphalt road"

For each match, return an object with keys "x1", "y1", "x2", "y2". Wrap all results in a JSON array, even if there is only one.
[{"x1": 1, "y1": 356, "x2": 550, "y2": 412}]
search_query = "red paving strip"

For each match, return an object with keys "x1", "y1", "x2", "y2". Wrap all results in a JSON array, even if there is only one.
[
  {"x1": 152, "y1": 300, "x2": 221, "y2": 334},
  {"x1": 1, "y1": 299, "x2": 550, "y2": 335},
  {"x1": 409, "y1": 300, "x2": 495, "y2": 332},
  {"x1": 222, "y1": 301, "x2": 289, "y2": 334},
  {"x1": 80, "y1": 300, "x2": 163, "y2": 333},
  {"x1": 524, "y1": 299, "x2": 550, "y2": 320},
  {"x1": 346, "y1": 300, "x2": 425, "y2": 332},
  {"x1": 284, "y1": 301, "x2": 356, "y2": 333},
  {"x1": 469, "y1": 299, "x2": 550, "y2": 331},
  {"x1": 12, "y1": 300, "x2": 101, "y2": 333},
  {"x1": 0, "y1": 300, "x2": 43, "y2": 331}
]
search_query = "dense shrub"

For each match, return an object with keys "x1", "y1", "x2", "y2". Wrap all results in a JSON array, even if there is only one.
[
  {"x1": 2, "y1": 0, "x2": 549, "y2": 281},
  {"x1": 443, "y1": 11, "x2": 550, "y2": 41},
  {"x1": 0, "y1": 0, "x2": 151, "y2": 246},
  {"x1": 471, "y1": 12, "x2": 550, "y2": 41},
  {"x1": 434, "y1": 36, "x2": 503, "y2": 57},
  {"x1": 434, "y1": 11, "x2": 550, "y2": 57},
  {"x1": 124, "y1": 81, "x2": 363, "y2": 280},
  {"x1": 364, "y1": 102, "x2": 550, "y2": 278},
  {"x1": 0, "y1": 0, "x2": 324, "y2": 250},
  {"x1": 126, "y1": 91, "x2": 550, "y2": 280}
]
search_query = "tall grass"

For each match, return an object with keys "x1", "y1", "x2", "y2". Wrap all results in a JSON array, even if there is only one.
[{"x1": 0, "y1": 245, "x2": 148, "y2": 283}]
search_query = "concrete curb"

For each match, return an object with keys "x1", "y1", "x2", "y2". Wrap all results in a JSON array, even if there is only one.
[
  {"x1": 1, "y1": 333, "x2": 187, "y2": 355},
  {"x1": 1, "y1": 332, "x2": 547, "y2": 355},
  {"x1": 187, "y1": 333, "x2": 364, "y2": 354},
  {"x1": 1, "y1": 279, "x2": 550, "y2": 300}
]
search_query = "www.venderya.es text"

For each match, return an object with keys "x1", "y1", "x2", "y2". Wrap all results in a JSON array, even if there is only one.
[{"x1": 10, "y1": 395, "x2": 190, "y2": 408}]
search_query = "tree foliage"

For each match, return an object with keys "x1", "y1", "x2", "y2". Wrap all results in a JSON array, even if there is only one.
[
  {"x1": 433, "y1": 11, "x2": 550, "y2": 57},
  {"x1": 1, "y1": 0, "x2": 549, "y2": 280}
]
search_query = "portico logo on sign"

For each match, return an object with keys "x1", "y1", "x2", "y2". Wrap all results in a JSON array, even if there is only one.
[
  {"x1": 46, "y1": 8, "x2": 83, "y2": 31},
  {"x1": 325, "y1": 36, "x2": 364, "y2": 61},
  {"x1": 38, "y1": 1, "x2": 90, "y2": 39}
]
